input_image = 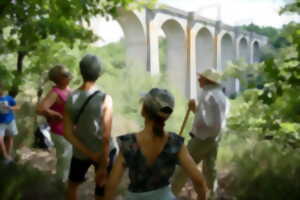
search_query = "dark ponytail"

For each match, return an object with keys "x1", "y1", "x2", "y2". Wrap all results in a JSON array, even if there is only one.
[
  {"x1": 143, "y1": 105, "x2": 167, "y2": 137},
  {"x1": 152, "y1": 115, "x2": 166, "y2": 137}
]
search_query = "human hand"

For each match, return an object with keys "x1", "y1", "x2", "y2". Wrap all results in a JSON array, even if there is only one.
[
  {"x1": 0, "y1": 102, "x2": 10, "y2": 113},
  {"x1": 3, "y1": 104, "x2": 11, "y2": 110},
  {"x1": 188, "y1": 99, "x2": 196, "y2": 111},
  {"x1": 197, "y1": 186, "x2": 208, "y2": 200},
  {"x1": 90, "y1": 151, "x2": 101, "y2": 163},
  {"x1": 48, "y1": 111, "x2": 63, "y2": 121},
  {"x1": 95, "y1": 167, "x2": 108, "y2": 186},
  {"x1": 197, "y1": 192, "x2": 207, "y2": 200}
]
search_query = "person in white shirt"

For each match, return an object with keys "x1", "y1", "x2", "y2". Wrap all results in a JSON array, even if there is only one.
[{"x1": 172, "y1": 68, "x2": 229, "y2": 199}]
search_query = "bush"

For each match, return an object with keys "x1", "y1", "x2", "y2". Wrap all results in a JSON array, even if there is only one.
[
  {"x1": 0, "y1": 162, "x2": 64, "y2": 200},
  {"x1": 220, "y1": 137, "x2": 300, "y2": 200}
]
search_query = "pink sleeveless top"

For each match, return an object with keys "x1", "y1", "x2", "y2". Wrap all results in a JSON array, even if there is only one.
[{"x1": 48, "y1": 87, "x2": 70, "y2": 135}]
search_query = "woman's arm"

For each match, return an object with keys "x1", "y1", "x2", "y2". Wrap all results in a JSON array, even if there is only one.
[
  {"x1": 36, "y1": 91, "x2": 62, "y2": 119},
  {"x1": 63, "y1": 108, "x2": 99, "y2": 161},
  {"x1": 104, "y1": 153, "x2": 126, "y2": 200},
  {"x1": 177, "y1": 145, "x2": 208, "y2": 200}
]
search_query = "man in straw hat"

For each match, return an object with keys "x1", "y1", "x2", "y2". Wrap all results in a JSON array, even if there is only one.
[{"x1": 172, "y1": 68, "x2": 230, "y2": 199}]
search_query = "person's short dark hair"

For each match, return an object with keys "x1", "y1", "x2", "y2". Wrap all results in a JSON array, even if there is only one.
[{"x1": 79, "y1": 54, "x2": 102, "y2": 82}]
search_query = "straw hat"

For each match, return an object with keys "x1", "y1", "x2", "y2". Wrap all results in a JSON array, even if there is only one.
[{"x1": 198, "y1": 68, "x2": 222, "y2": 84}]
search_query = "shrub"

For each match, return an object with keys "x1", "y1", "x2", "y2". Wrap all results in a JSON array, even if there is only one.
[
  {"x1": 223, "y1": 138, "x2": 300, "y2": 200},
  {"x1": 0, "y1": 162, "x2": 64, "y2": 200}
]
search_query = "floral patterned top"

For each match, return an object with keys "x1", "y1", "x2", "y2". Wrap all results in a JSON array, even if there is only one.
[{"x1": 117, "y1": 132, "x2": 184, "y2": 193}]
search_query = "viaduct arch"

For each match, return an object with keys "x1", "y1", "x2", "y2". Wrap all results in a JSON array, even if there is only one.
[{"x1": 112, "y1": 6, "x2": 268, "y2": 98}]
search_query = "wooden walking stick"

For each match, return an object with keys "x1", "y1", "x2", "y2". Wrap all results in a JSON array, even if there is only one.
[{"x1": 179, "y1": 108, "x2": 191, "y2": 136}]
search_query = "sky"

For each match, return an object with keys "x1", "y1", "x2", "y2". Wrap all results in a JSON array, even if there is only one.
[
  {"x1": 90, "y1": 0, "x2": 299, "y2": 46},
  {"x1": 160, "y1": 0, "x2": 299, "y2": 26}
]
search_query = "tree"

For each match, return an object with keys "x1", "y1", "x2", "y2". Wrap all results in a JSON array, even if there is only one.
[
  {"x1": 227, "y1": 0, "x2": 300, "y2": 147},
  {"x1": 0, "y1": 0, "x2": 156, "y2": 97},
  {"x1": 239, "y1": 23, "x2": 291, "y2": 49},
  {"x1": 222, "y1": 4, "x2": 300, "y2": 199}
]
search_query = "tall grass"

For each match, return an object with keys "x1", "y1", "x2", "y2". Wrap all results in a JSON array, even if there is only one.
[{"x1": 98, "y1": 66, "x2": 192, "y2": 139}]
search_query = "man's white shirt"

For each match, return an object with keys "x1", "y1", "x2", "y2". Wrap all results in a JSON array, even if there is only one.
[{"x1": 191, "y1": 85, "x2": 229, "y2": 140}]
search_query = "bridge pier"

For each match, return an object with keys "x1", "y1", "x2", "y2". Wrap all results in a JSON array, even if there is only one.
[
  {"x1": 162, "y1": 20, "x2": 188, "y2": 97},
  {"x1": 187, "y1": 12, "x2": 197, "y2": 99},
  {"x1": 146, "y1": 9, "x2": 160, "y2": 75},
  {"x1": 116, "y1": 9, "x2": 147, "y2": 69}
]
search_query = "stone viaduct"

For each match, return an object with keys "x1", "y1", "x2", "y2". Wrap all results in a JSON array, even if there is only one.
[{"x1": 114, "y1": 5, "x2": 268, "y2": 98}]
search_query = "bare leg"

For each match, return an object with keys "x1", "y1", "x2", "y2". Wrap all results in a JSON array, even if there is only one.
[
  {"x1": 95, "y1": 183, "x2": 106, "y2": 200},
  {"x1": 0, "y1": 136, "x2": 10, "y2": 160},
  {"x1": 52, "y1": 134, "x2": 72, "y2": 182},
  {"x1": 5, "y1": 136, "x2": 14, "y2": 158},
  {"x1": 66, "y1": 181, "x2": 80, "y2": 200},
  {"x1": 95, "y1": 174, "x2": 106, "y2": 200}
]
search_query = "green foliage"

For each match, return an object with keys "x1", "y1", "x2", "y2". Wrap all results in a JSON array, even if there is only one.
[
  {"x1": 225, "y1": 47, "x2": 300, "y2": 147},
  {"x1": 0, "y1": 54, "x2": 16, "y2": 88},
  {"x1": 14, "y1": 100, "x2": 37, "y2": 148},
  {"x1": 223, "y1": 60, "x2": 264, "y2": 91},
  {"x1": 159, "y1": 37, "x2": 167, "y2": 73},
  {"x1": 0, "y1": 0, "x2": 155, "y2": 54},
  {"x1": 280, "y1": 0, "x2": 300, "y2": 15},
  {"x1": 0, "y1": 0, "x2": 157, "y2": 96},
  {"x1": 228, "y1": 141, "x2": 300, "y2": 200},
  {"x1": 89, "y1": 39, "x2": 126, "y2": 70},
  {"x1": 220, "y1": 2, "x2": 300, "y2": 198},
  {"x1": 98, "y1": 66, "x2": 191, "y2": 137},
  {"x1": 225, "y1": 0, "x2": 300, "y2": 147},
  {"x1": 0, "y1": 163, "x2": 64, "y2": 200},
  {"x1": 1, "y1": 1, "x2": 92, "y2": 54},
  {"x1": 239, "y1": 23, "x2": 290, "y2": 49}
]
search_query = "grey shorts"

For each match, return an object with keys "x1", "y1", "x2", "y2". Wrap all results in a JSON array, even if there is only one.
[{"x1": 0, "y1": 120, "x2": 18, "y2": 137}]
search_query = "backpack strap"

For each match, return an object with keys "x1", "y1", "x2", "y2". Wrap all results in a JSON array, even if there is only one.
[{"x1": 74, "y1": 91, "x2": 100, "y2": 124}]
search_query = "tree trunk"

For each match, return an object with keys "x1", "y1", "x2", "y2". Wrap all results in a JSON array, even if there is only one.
[{"x1": 9, "y1": 51, "x2": 26, "y2": 97}]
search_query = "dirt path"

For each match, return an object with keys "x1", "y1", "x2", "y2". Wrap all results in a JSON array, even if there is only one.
[
  {"x1": 16, "y1": 146, "x2": 104, "y2": 199},
  {"x1": 16, "y1": 146, "x2": 233, "y2": 200}
]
